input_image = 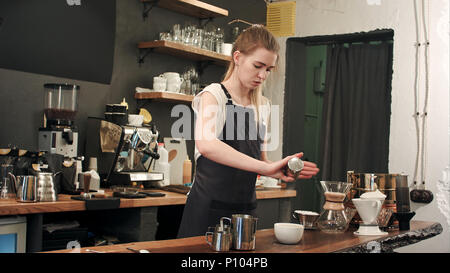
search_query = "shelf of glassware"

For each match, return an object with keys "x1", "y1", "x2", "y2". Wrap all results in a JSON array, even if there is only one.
[
  {"x1": 134, "y1": 91, "x2": 194, "y2": 104},
  {"x1": 141, "y1": 0, "x2": 229, "y2": 19},
  {"x1": 138, "y1": 40, "x2": 231, "y2": 66}
]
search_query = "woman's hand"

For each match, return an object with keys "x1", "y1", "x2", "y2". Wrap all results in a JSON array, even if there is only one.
[{"x1": 260, "y1": 152, "x2": 320, "y2": 182}]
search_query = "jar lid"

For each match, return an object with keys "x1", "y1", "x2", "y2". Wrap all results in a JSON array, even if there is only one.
[{"x1": 288, "y1": 157, "x2": 304, "y2": 172}]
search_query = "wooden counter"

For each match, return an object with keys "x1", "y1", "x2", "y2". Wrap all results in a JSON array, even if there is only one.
[
  {"x1": 46, "y1": 221, "x2": 442, "y2": 253},
  {"x1": 0, "y1": 188, "x2": 296, "y2": 253},
  {"x1": 0, "y1": 188, "x2": 296, "y2": 216}
]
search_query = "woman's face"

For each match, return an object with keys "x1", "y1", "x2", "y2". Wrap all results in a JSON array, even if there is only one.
[{"x1": 234, "y1": 47, "x2": 277, "y2": 90}]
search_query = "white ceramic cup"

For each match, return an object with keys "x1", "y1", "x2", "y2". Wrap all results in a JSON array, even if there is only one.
[
  {"x1": 221, "y1": 43, "x2": 233, "y2": 56},
  {"x1": 128, "y1": 114, "x2": 144, "y2": 126},
  {"x1": 167, "y1": 82, "x2": 182, "y2": 93},
  {"x1": 162, "y1": 72, "x2": 180, "y2": 80},
  {"x1": 274, "y1": 223, "x2": 304, "y2": 244},
  {"x1": 88, "y1": 157, "x2": 97, "y2": 171},
  {"x1": 167, "y1": 77, "x2": 183, "y2": 85},
  {"x1": 153, "y1": 76, "x2": 167, "y2": 91},
  {"x1": 352, "y1": 198, "x2": 382, "y2": 225},
  {"x1": 153, "y1": 76, "x2": 166, "y2": 82},
  {"x1": 153, "y1": 83, "x2": 166, "y2": 92},
  {"x1": 161, "y1": 73, "x2": 183, "y2": 92}
]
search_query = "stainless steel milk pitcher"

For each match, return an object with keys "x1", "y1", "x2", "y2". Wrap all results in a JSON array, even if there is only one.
[
  {"x1": 221, "y1": 214, "x2": 258, "y2": 251},
  {"x1": 205, "y1": 229, "x2": 232, "y2": 252},
  {"x1": 14, "y1": 175, "x2": 38, "y2": 202}
]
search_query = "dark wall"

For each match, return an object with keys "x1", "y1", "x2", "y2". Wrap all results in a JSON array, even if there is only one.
[
  {"x1": 0, "y1": 0, "x2": 266, "y2": 163},
  {"x1": 0, "y1": 0, "x2": 116, "y2": 84}
]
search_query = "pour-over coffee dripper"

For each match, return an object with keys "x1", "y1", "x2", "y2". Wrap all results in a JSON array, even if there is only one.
[
  {"x1": 352, "y1": 198, "x2": 388, "y2": 236},
  {"x1": 317, "y1": 181, "x2": 353, "y2": 233}
]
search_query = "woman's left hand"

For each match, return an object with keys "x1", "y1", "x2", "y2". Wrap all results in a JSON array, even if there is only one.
[{"x1": 296, "y1": 159, "x2": 320, "y2": 180}]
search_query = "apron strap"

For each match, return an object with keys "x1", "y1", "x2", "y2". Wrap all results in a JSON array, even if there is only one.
[{"x1": 220, "y1": 83, "x2": 234, "y2": 105}]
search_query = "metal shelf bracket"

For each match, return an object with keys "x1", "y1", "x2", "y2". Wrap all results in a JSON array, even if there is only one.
[
  {"x1": 196, "y1": 60, "x2": 214, "y2": 75},
  {"x1": 138, "y1": 48, "x2": 155, "y2": 65},
  {"x1": 142, "y1": 0, "x2": 159, "y2": 20}
]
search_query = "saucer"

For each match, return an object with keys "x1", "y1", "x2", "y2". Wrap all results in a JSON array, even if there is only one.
[
  {"x1": 135, "y1": 87, "x2": 153, "y2": 93},
  {"x1": 354, "y1": 230, "x2": 388, "y2": 236},
  {"x1": 354, "y1": 225, "x2": 388, "y2": 236}
]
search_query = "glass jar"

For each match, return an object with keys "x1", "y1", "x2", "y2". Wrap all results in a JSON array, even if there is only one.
[
  {"x1": 43, "y1": 83, "x2": 79, "y2": 123},
  {"x1": 317, "y1": 181, "x2": 353, "y2": 233}
]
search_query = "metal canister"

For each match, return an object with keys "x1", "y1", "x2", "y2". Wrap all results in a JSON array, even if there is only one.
[
  {"x1": 346, "y1": 172, "x2": 399, "y2": 204},
  {"x1": 346, "y1": 171, "x2": 399, "y2": 228},
  {"x1": 285, "y1": 157, "x2": 304, "y2": 179}
]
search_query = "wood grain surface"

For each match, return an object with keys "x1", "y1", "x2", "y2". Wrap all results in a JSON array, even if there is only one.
[
  {"x1": 0, "y1": 188, "x2": 295, "y2": 216},
  {"x1": 141, "y1": 0, "x2": 229, "y2": 18},
  {"x1": 138, "y1": 40, "x2": 232, "y2": 66},
  {"x1": 45, "y1": 221, "x2": 439, "y2": 253}
]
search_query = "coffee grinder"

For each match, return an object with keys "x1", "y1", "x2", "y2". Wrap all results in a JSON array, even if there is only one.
[{"x1": 38, "y1": 83, "x2": 79, "y2": 158}]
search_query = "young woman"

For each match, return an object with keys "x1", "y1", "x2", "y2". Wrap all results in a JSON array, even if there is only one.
[{"x1": 177, "y1": 25, "x2": 319, "y2": 238}]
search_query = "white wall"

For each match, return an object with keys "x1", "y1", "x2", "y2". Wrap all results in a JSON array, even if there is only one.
[{"x1": 263, "y1": 0, "x2": 449, "y2": 252}]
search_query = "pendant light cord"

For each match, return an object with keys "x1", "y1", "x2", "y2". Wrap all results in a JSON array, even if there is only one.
[
  {"x1": 412, "y1": 0, "x2": 430, "y2": 189},
  {"x1": 420, "y1": 0, "x2": 430, "y2": 189},
  {"x1": 413, "y1": 0, "x2": 421, "y2": 187}
]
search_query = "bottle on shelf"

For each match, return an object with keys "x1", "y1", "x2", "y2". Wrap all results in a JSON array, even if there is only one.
[
  {"x1": 152, "y1": 143, "x2": 170, "y2": 187},
  {"x1": 183, "y1": 156, "x2": 192, "y2": 185}
]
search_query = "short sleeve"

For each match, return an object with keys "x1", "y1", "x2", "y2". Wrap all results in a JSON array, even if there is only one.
[
  {"x1": 259, "y1": 96, "x2": 271, "y2": 140},
  {"x1": 192, "y1": 83, "x2": 226, "y2": 116},
  {"x1": 192, "y1": 83, "x2": 227, "y2": 161}
]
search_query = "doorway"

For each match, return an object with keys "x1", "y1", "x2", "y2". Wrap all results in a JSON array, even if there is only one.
[{"x1": 284, "y1": 29, "x2": 394, "y2": 214}]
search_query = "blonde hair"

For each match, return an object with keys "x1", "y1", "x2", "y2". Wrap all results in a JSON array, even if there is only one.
[{"x1": 222, "y1": 24, "x2": 280, "y2": 120}]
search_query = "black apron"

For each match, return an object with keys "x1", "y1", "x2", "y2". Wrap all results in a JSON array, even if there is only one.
[{"x1": 177, "y1": 84, "x2": 266, "y2": 238}]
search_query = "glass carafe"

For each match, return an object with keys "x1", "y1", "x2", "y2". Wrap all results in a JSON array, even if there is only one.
[
  {"x1": 0, "y1": 164, "x2": 16, "y2": 199},
  {"x1": 317, "y1": 181, "x2": 353, "y2": 233}
]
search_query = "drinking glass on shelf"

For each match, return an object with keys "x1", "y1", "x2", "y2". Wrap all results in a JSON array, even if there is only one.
[
  {"x1": 203, "y1": 24, "x2": 217, "y2": 51},
  {"x1": 192, "y1": 83, "x2": 200, "y2": 95},
  {"x1": 231, "y1": 26, "x2": 240, "y2": 43},
  {"x1": 215, "y1": 27, "x2": 224, "y2": 53},
  {"x1": 172, "y1": 24, "x2": 182, "y2": 43},
  {"x1": 184, "y1": 79, "x2": 192, "y2": 95},
  {"x1": 188, "y1": 66, "x2": 198, "y2": 83},
  {"x1": 183, "y1": 23, "x2": 196, "y2": 46},
  {"x1": 181, "y1": 66, "x2": 200, "y2": 95},
  {"x1": 159, "y1": 32, "x2": 172, "y2": 41},
  {"x1": 202, "y1": 30, "x2": 211, "y2": 50},
  {"x1": 192, "y1": 28, "x2": 204, "y2": 48}
]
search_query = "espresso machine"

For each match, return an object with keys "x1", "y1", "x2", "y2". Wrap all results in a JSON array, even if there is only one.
[
  {"x1": 105, "y1": 123, "x2": 163, "y2": 186},
  {"x1": 38, "y1": 83, "x2": 79, "y2": 158}
]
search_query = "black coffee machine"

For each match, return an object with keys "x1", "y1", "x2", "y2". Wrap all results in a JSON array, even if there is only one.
[{"x1": 101, "y1": 122, "x2": 163, "y2": 186}]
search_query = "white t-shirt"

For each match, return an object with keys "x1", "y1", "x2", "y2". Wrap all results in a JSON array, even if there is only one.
[{"x1": 192, "y1": 83, "x2": 271, "y2": 161}]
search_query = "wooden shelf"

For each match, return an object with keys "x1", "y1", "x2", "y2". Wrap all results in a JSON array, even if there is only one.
[
  {"x1": 134, "y1": 91, "x2": 194, "y2": 103},
  {"x1": 138, "y1": 40, "x2": 231, "y2": 66},
  {"x1": 141, "y1": 0, "x2": 228, "y2": 19}
]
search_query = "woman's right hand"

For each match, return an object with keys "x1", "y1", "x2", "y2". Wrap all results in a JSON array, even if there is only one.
[{"x1": 260, "y1": 153, "x2": 319, "y2": 182}]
